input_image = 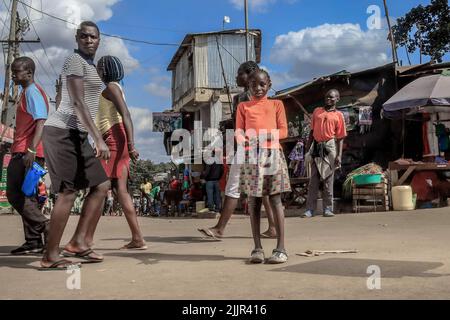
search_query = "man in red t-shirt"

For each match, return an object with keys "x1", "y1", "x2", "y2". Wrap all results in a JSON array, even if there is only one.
[
  {"x1": 303, "y1": 89, "x2": 347, "y2": 218},
  {"x1": 6, "y1": 57, "x2": 49, "y2": 255},
  {"x1": 169, "y1": 176, "x2": 180, "y2": 190}
]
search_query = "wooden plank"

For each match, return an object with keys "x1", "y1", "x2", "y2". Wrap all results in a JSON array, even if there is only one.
[
  {"x1": 388, "y1": 162, "x2": 450, "y2": 171},
  {"x1": 390, "y1": 169, "x2": 399, "y2": 186},
  {"x1": 353, "y1": 189, "x2": 387, "y2": 195},
  {"x1": 396, "y1": 165, "x2": 417, "y2": 186},
  {"x1": 354, "y1": 205, "x2": 388, "y2": 212},
  {"x1": 353, "y1": 183, "x2": 388, "y2": 188},
  {"x1": 353, "y1": 185, "x2": 388, "y2": 190},
  {"x1": 353, "y1": 195, "x2": 389, "y2": 200}
]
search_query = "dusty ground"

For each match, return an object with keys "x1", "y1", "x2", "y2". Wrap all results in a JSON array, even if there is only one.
[{"x1": 1, "y1": 207, "x2": 450, "y2": 300}]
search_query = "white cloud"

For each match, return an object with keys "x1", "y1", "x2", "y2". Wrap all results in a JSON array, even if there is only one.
[
  {"x1": 271, "y1": 23, "x2": 391, "y2": 83},
  {"x1": 0, "y1": 0, "x2": 139, "y2": 97},
  {"x1": 144, "y1": 75, "x2": 171, "y2": 98},
  {"x1": 229, "y1": 0, "x2": 296, "y2": 12},
  {"x1": 129, "y1": 106, "x2": 153, "y2": 132},
  {"x1": 97, "y1": 37, "x2": 139, "y2": 74},
  {"x1": 129, "y1": 106, "x2": 170, "y2": 162}
]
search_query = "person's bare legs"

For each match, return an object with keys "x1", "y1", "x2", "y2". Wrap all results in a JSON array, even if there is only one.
[
  {"x1": 261, "y1": 196, "x2": 277, "y2": 238},
  {"x1": 248, "y1": 196, "x2": 263, "y2": 251},
  {"x1": 268, "y1": 194, "x2": 285, "y2": 251},
  {"x1": 64, "y1": 180, "x2": 110, "y2": 259},
  {"x1": 116, "y1": 167, "x2": 145, "y2": 248},
  {"x1": 41, "y1": 189, "x2": 78, "y2": 267},
  {"x1": 206, "y1": 196, "x2": 239, "y2": 237},
  {"x1": 84, "y1": 194, "x2": 105, "y2": 247}
]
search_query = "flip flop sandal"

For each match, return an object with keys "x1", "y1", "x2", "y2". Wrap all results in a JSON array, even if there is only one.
[
  {"x1": 260, "y1": 232, "x2": 277, "y2": 239},
  {"x1": 62, "y1": 248, "x2": 103, "y2": 263},
  {"x1": 197, "y1": 228, "x2": 221, "y2": 240},
  {"x1": 249, "y1": 249, "x2": 265, "y2": 264},
  {"x1": 120, "y1": 243, "x2": 148, "y2": 250},
  {"x1": 267, "y1": 249, "x2": 288, "y2": 264},
  {"x1": 38, "y1": 259, "x2": 81, "y2": 271}
]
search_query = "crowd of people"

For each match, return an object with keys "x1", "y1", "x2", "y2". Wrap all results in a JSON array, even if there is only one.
[{"x1": 5, "y1": 20, "x2": 347, "y2": 269}]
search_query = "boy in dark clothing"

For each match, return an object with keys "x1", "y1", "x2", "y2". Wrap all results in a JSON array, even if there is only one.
[{"x1": 202, "y1": 160, "x2": 224, "y2": 213}]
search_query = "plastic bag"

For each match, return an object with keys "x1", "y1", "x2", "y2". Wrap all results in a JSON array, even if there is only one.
[{"x1": 22, "y1": 162, "x2": 47, "y2": 197}]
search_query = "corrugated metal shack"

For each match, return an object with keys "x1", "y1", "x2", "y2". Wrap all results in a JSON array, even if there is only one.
[{"x1": 167, "y1": 29, "x2": 261, "y2": 119}]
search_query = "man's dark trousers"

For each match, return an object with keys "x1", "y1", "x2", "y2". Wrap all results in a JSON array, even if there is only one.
[{"x1": 6, "y1": 154, "x2": 48, "y2": 245}]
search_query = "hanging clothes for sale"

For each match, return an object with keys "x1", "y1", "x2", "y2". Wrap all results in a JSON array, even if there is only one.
[
  {"x1": 436, "y1": 123, "x2": 449, "y2": 152},
  {"x1": 300, "y1": 119, "x2": 311, "y2": 142},
  {"x1": 288, "y1": 140, "x2": 305, "y2": 177},
  {"x1": 423, "y1": 113, "x2": 439, "y2": 157},
  {"x1": 358, "y1": 106, "x2": 373, "y2": 134}
]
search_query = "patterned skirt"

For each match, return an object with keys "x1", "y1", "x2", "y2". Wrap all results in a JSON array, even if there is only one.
[{"x1": 239, "y1": 148, "x2": 291, "y2": 197}]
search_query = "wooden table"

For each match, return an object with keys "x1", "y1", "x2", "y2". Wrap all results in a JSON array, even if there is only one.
[{"x1": 388, "y1": 162, "x2": 450, "y2": 186}]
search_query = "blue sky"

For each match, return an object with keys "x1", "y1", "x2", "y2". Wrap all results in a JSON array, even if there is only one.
[
  {"x1": 101, "y1": 0, "x2": 440, "y2": 107},
  {"x1": 1, "y1": 0, "x2": 448, "y2": 162}
]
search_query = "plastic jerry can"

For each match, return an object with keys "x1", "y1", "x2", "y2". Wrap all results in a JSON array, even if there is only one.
[{"x1": 392, "y1": 186, "x2": 415, "y2": 211}]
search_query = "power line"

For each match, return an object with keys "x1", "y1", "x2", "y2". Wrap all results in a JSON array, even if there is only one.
[
  {"x1": 0, "y1": 0, "x2": 12, "y2": 39},
  {"x1": 17, "y1": 0, "x2": 180, "y2": 47},
  {"x1": 20, "y1": 1, "x2": 58, "y2": 78},
  {"x1": 24, "y1": 42, "x2": 56, "y2": 95}
]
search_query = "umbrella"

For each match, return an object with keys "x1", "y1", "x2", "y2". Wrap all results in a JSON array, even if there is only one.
[{"x1": 383, "y1": 69, "x2": 450, "y2": 117}]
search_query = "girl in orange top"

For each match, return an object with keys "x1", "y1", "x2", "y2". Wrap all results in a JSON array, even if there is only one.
[{"x1": 235, "y1": 69, "x2": 291, "y2": 264}]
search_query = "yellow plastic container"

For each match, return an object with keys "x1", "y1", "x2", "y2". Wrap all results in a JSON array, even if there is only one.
[
  {"x1": 195, "y1": 201, "x2": 206, "y2": 212},
  {"x1": 392, "y1": 186, "x2": 415, "y2": 211}
]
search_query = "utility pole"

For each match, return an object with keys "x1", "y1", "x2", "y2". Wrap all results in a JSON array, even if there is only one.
[
  {"x1": 2, "y1": 0, "x2": 19, "y2": 125},
  {"x1": 244, "y1": 0, "x2": 249, "y2": 61},
  {"x1": 383, "y1": 0, "x2": 399, "y2": 66},
  {"x1": 1, "y1": 0, "x2": 39, "y2": 125},
  {"x1": 417, "y1": 23, "x2": 423, "y2": 64}
]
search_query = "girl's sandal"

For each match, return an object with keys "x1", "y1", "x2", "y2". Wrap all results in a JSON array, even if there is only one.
[
  {"x1": 267, "y1": 249, "x2": 288, "y2": 264},
  {"x1": 249, "y1": 249, "x2": 265, "y2": 264}
]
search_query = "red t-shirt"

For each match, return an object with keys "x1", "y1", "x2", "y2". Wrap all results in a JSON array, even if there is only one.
[
  {"x1": 170, "y1": 179, "x2": 180, "y2": 190},
  {"x1": 11, "y1": 83, "x2": 49, "y2": 158},
  {"x1": 311, "y1": 107, "x2": 347, "y2": 142}
]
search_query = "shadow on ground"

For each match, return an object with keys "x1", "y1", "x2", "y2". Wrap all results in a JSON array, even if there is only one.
[
  {"x1": 102, "y1": 251, "x2": 243, "y2": 265},
  {"x1": 101, "y1": 235, "x2": 250, "y2": 244},
  {"x1": 270, "y1": 257, "x2": 448, "y2": 278},
  {"x1": 0, "y1": 256, "x2": 41, "y2": 270}
]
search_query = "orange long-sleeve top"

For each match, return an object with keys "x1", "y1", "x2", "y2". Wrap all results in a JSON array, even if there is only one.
[{"x1": 235, "y1": 96, "x2": 288, "y2": 149}]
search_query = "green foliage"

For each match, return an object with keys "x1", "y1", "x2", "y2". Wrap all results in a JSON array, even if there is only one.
[
  {"x1": 129, "y1": 160, "x2": 175, "y2": 190},
  {"x1": 393, "y1": 0, "x2": 450, "y2": 63}
]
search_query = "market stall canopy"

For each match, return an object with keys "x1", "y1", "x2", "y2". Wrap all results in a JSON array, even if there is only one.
[{"x1": 383, "y1": 70, "x2": 450, "y2": 117}]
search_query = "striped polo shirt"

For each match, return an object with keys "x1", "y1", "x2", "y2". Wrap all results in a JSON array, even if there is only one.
[{"x1": 45, "y1": 51, "x2": 103, "y2": 132}]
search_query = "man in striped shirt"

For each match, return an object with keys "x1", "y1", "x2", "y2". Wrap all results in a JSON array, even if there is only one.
[{"x1": 40, "y1": 21, "x2": 111, "y2": 270}]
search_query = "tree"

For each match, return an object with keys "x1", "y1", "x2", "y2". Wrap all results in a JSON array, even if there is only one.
[
  {"x1": 129, "y1": 159, "x2": 177, "y2": 191},
  {"x1": 393, "y1": 0, "x2": 450, "y2": 63}
]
